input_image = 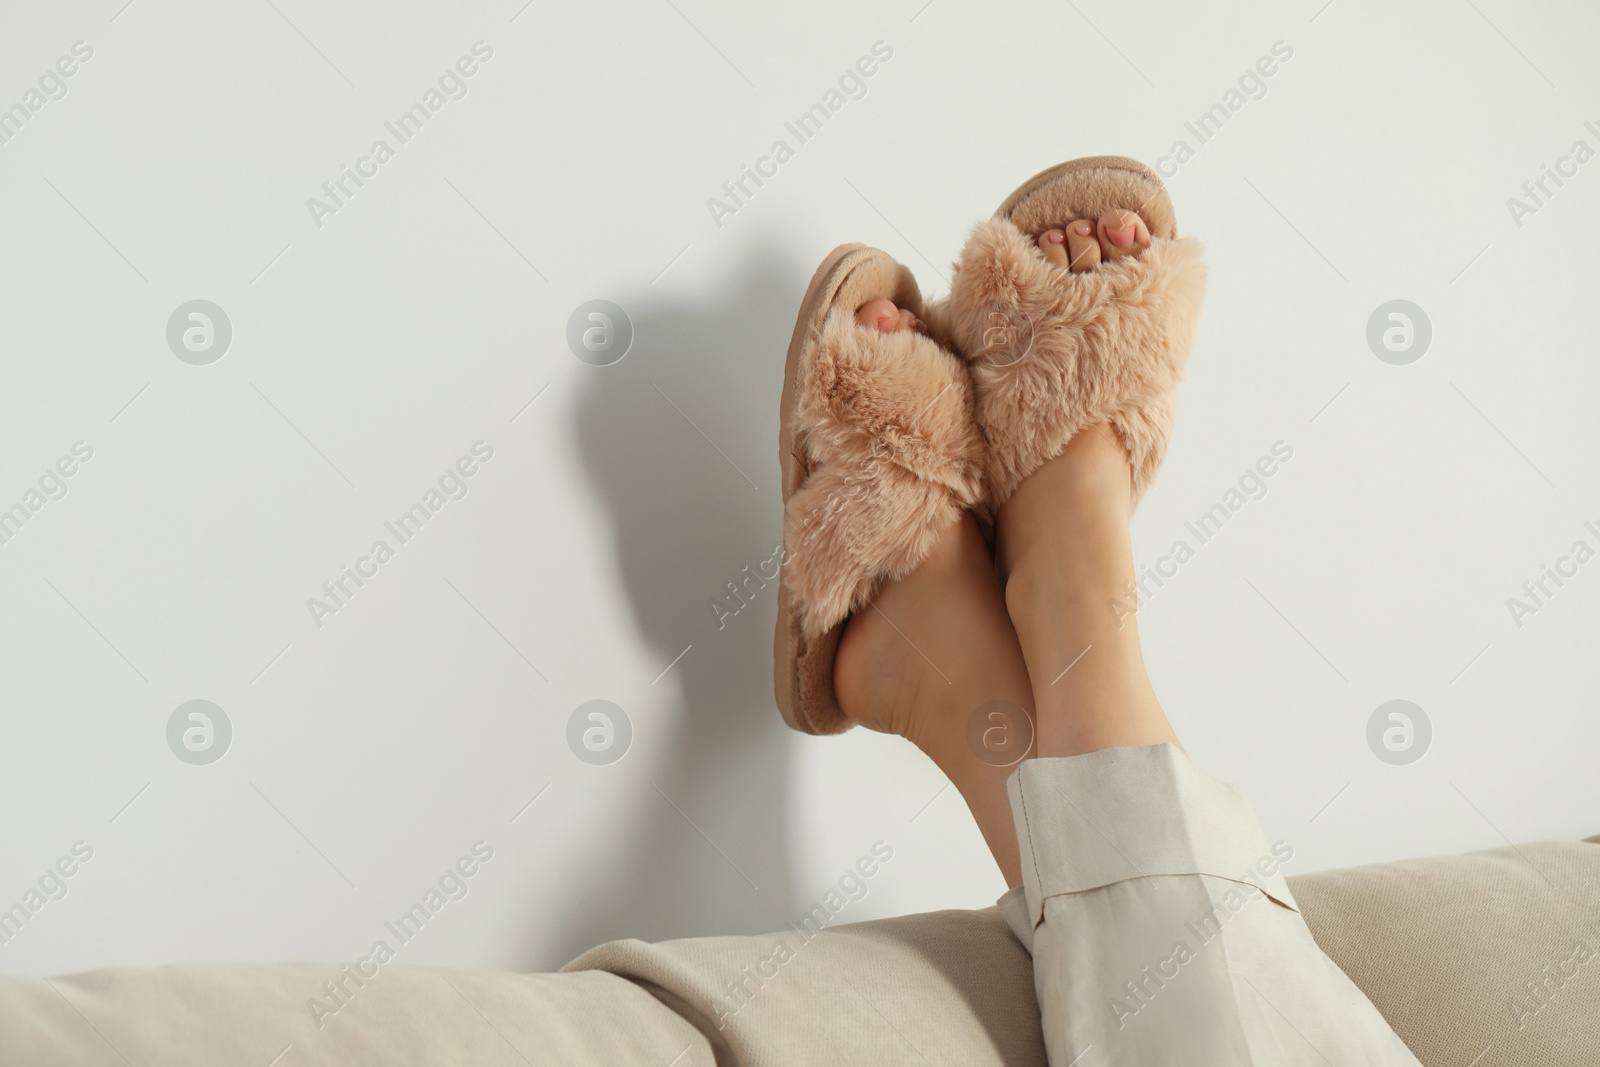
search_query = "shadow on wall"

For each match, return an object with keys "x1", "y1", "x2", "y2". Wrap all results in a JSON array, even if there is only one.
[{"x1": 549, "y1": 244, "x2": 811, "y2": 963}]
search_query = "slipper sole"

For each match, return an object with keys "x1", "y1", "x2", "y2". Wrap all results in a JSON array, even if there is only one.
[{"x1": 774, "y1": 244, "x2": 923, "y2": 735}]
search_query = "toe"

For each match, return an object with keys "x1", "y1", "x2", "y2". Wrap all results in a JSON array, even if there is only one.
[
  {"x1": 1064, "y1": 220, "x2": 1101, "y2": 273},
  {"x1": 1097, "y1": 210, "x2": 1151, "y2": 261},
  {"x1": 901, "y1": 309, "x2": 928, "y2": 334},
  {"x1": 1037, "y1": 228, "x2": 1070, "y2": 267},
  {"x1": 856, "y1": 298, "x2": 903, "y2": 333}
]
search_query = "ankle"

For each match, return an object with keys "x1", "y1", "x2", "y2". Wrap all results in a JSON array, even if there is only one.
[{"x1": 1001, "y1": 521, "x2": 1137, "y2": 640}]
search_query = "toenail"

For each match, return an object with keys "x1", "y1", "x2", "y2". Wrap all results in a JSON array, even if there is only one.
[
  {"x1": 1046, "y1": 231, "x2": 1066, "y2": 244},
  {"x1": 1108, "y1": 226, "x2": 1136, "y2": 246},
  {"x1": 1071, "y1": 223, "x2": 1092, "y2": 235}
]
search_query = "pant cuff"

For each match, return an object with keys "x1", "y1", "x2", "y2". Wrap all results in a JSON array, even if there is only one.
[{"x1": 1005, "y1": 744, "x2": 1298, "y2": 933}]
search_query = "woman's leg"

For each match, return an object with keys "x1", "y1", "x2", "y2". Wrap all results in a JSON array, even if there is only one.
[
  {"x1": 834, "y1": 510, "x2": 1034, "y2": 888},
  {"x1": 993, "y1": 434, "x2": 1420, "y2": 1064},
  {"x1": 988, "y1": 434, "x2": 1418, "y2": 1063},
  {"x1": 947, "y1": 208, "x2": 1418, "y2": 1064}
]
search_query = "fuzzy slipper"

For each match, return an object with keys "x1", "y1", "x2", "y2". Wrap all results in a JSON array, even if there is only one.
[
  {"x1": 774, "y1": 245, "x2": 986, "y2": 735},
  {"x1": 940, "y1": 156, "x2": 1207, "y2": 508}
]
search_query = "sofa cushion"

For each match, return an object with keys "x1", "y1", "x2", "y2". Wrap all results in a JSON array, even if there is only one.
[
  {"x1": 1293, "y1": 838, "x2": 1600, "y2": 1067},
  {"x1": 0, "y1": 962, "x2": 715, "y2": 1066}
]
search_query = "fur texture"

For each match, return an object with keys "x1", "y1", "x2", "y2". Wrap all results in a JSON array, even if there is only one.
[
  {"x1": 939, "y1": 217, "x2": 1207, "y2": 506},
  {"x1": 782, "y1": 308, "x2": 985, "y2": 639}
]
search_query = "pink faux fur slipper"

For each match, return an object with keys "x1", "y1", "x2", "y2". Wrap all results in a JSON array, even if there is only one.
[
  {"x1": 941, "y1": 156, "x2": 1207, "y2": 508},
  {"x1": 774, "y1": 245, "x2": 985, "y2": 735}
]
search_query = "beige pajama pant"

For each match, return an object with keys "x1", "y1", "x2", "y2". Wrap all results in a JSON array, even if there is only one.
[{"x1": 996, "y1": 744, "x2": 1422, "y2": 1066}]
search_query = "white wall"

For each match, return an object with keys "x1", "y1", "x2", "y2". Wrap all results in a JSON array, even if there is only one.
[{"x1": 1, "y1": 0, "x2": 1596, "y2": 979}]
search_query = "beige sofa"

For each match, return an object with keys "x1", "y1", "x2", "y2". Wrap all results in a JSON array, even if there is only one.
[{"x1": 5, "y1": 838, "x2": 1596, "y2": 1066}]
